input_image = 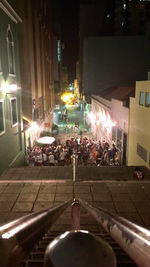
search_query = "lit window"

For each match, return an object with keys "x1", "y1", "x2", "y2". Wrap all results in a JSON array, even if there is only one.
[
  {"x1": 123, "y1": 3, "x2": 126, "y2": 10},
  {"x1": 145, "y1": 92, "x2": 150, "y2": 107},
  {"x1": 7, "y1": 25, "x2": 15, "y2": 75},
  {"x1": 121, "y1": 21, "x2": 125, "y2": 27},
  {"x1": 10, "y1": 97, "x2": 18, "y2": 126},
  {"x1": 139, "y1": 91, "x2": 144, "y2": 105},
  {"x1": 0, "y1": 100, "x2": 5, "y2": 135},
  {"x1": 57, "y1": 40, "x2": 61, "y2": 62}
]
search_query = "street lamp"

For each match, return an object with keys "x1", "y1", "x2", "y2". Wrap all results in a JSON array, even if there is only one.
[{"x1": 0, "y1": 81, "x2": 20, "y2": 94}]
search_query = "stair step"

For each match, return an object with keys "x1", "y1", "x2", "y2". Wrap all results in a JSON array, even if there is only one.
[
  {"x1": 22, "y1": 259, "x2": 44, "y2": 267},
  {"x1": 22, "y1": 257, "x2": 137, "y2": 267},
  {"x1": 117, "y1": 263, "x2": 138, "y2": 267},
  {"x1": 21, "y1": 230, "x2": 138, "y2": 267}
]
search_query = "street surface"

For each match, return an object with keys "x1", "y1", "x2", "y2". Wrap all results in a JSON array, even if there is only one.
[{"x1": 55, "y1": 106, "x2": 91, "y2": 142}]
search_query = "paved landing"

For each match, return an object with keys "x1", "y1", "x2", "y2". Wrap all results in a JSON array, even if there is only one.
[
  {"x1": 1, "y1": 166, "x2": 150, "y2": 181},
  {"x1": 0, "y1": 180, "x2": 150, "y2": 231}
]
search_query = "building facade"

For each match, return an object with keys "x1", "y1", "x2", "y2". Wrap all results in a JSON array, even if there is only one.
[
  {"x1": 114, "y1": 0, "x2": 150, "y2": 35},
  {"x1": 82, "y1": 35, "x2": 150, "y2": 96},
  {"x1": 111, "y1": 98, "x2": 129, "y2": 165},
  {"x1": 91, "y1": 87, "x2": 134, "y2": 164},
  {"x1": 128, "y1": 78, "x2": 150, "y2": 169},
  {"x1": 79, "y1": 1, "x2": 114, "y2": 97},
  {"x1": 12, "y1": 0, "x2": 55, "y2": 146},
  {"x1": 0, "y1": 0, "x2": 23, "y2": 175}
]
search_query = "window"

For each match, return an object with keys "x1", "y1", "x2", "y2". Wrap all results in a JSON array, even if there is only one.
[
  {"x1": 139, "y1": 91, "x2": 144, "y2": 105},
  {"x1": 57, "y1": 40, "x2": 61, "y2": 62},
  {"x1": 7, "y1": 25, "x2": 15, "y2": 75},
  {"x1": 123, "y1": 3, "x2": 126, "y2": 10},
  {"x1": 145, "y1": 92, "x2": 150, "y2": 107},
  {"x1": 0, "y1": 100, "x2": 5, "y2": 135},
  {"x1": 112, "y1": 126, "x2": 117, "y2": 143},
  {"x1": 0, "y1": 54, "x2": 2, "y2": 73},
  {"x1": 137, "y1": 144, "x2": 147, "y2": 162},
  {"x1": 117, "y1": 128, "x2": 122, "y2": 150},
  {"x1": 10, "y1": 97, "x2": 17, "y2": 126}
]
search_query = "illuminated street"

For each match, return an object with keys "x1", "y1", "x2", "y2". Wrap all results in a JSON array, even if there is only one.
[{"x1": 55, "y1": 105, "x2": 90, "y2": 136}]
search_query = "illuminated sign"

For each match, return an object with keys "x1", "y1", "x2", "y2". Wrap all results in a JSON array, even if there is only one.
[{"x1": 44, "y1": 122, "x2": 50, "y2": 127}]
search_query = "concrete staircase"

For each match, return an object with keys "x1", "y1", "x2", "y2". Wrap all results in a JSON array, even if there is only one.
[
  {"x1": 21, "y1": 206, "x2": 138, "y2": 267},
  {"x1": 21, "y1": 230, "x2": 138, "y2": 267}
]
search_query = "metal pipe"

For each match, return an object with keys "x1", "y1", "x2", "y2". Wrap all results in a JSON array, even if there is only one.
[
  {"x1": 71, "y1": 200, "x2": 80, "y2": 230},
  {"x1": 0, "y1": 200, "x2": 72, "y2": 267},
  {"x1": 72, "y1": 153, "x2": 76, "y2": 182},
  {"x1": 72, "y1": 153, "x2": 76, "y2": 200},
  {"x1": 78, "y1": 198, "x2": 150, "y2": 267}
]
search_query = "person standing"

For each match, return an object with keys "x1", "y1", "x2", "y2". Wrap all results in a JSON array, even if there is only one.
[
  {"x1": 49, "y1": 152, "x2": 55, "y2": 166},
  {"x1": 37, "y1": 153, "x2": 43, "y2": 166},
  {"x1": 43, "y1": 152, "x2": 47, "y2": 166}
]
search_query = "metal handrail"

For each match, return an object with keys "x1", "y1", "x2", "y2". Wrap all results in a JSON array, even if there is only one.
[
  {"x1": 78, "y1": 198, "x2": 150, "y2": 267},
  {"x1": 1, "y1": 197, "x2": 150, "y2": 267},
  {"x1": 0, "y1": 200, "x2": 72, "y2": 267}
]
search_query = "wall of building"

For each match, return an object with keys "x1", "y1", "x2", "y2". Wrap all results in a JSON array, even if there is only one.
[
  {"x1": 91, "y1": 96, "x2": 111, "y2": 142},
  {"x1": 128, "y1": 80, "x2": 150, "y2": 169},
  {"x1": 91, "y1": 95, "x2": 129, "y2": 164},
  {"x1": 114, "y1": 0, "x2": 150, "y2": 35},
  {"x1": 0, "y1": 1, "x2": 24, "y2": 175},
  {"x1": 111, "y1": 98, "x2": 129, "y2": 133},
  {"x1": 79, "y1": 1, "x2": 114, "y2": 95},
  {"x1": 83, "y1": 35, "x2": 150, "y2": 95},
  {"x1": 12, "y1": 0, "x2": 54, "y2": 135},
  {"x1": 111, "y1": 98, "x2": 129, "y2": 164}
]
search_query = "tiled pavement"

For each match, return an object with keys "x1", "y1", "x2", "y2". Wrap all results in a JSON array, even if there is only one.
[
  {"x1": 1, "y1": 165, "x2": 150, "y2": 181},
  {"x1": 0, "y1": 174, "x2": 150, "y2": 232}
]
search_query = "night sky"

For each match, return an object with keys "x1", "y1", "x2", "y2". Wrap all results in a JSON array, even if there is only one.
[{"x1": 52, "y1": 0, "x2": 80, "y2": 83}]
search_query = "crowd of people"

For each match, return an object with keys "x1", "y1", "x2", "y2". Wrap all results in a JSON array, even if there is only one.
[{"x1": 25, "y1": 136, "x2": 120, "y2": 167}]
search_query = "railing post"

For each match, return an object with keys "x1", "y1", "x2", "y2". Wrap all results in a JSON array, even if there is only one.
[
  {"x1": 71, "y1": 200, "x2": 80, "y2": 230},
  {"x1": 72, "y1": 153, "x2": 76, "y2": 182}
]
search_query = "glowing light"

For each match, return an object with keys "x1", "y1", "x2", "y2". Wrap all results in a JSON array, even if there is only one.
[
  {"x1": 0, "y1": 82, "x2": 19, "y2": 93},
  {"x1": 88, "y1": 112, "x2": 96, "y2": 124},
  {"x1": 97, "y1": 109, "x2": 116, "y2": 129},
  {"x1": 61, "y1": 92, "x2": 73, "y2": 103},
  {"x1": 103, "y1": 120, "x2": 116, "y2": 128},
  {"x1": 9, "y1": 84, "x2": 18, "y2": 91},
  {"x1": 30, "y1": 122, "x2": 39, "y2": 132},
  {"x1": 0, "y1": 81, "x2": 9, "y2": 93}
]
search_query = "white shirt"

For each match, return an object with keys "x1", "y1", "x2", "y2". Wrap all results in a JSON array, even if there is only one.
[
  {"x1": 60, "y1": 151, "x2": 66, "y2": 161},
  {"x1": 49, "y1": 154, "x2": 55, "y2": 163},
  {"x1": 43, "y1": 153, "x2": 47, "y2": 162},
  {"x1": 37, "y1": 154, "x2": 43, "y2": 163}
]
